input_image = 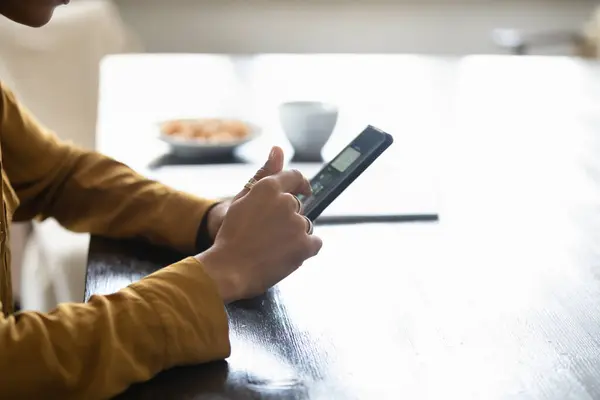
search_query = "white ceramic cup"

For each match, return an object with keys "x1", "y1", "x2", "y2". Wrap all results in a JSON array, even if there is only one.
[{"x1": 279, "y1": 101, "x2": 338, "y2": 161}]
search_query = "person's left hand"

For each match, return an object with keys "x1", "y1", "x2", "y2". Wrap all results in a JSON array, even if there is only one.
[{"x1": 205, "y1": 147, "x2": 286, "y2": 240}]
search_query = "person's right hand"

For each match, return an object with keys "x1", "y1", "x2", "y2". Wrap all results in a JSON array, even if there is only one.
[{"x1": 196, "y1": 148, "x2": 323, "y2": 303}]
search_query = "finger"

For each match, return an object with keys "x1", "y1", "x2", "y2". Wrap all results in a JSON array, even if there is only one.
[
  {"x1": 298, "y1": 176, "x2": 312, "y2": 198},
  {"x1": 303, "y1": 215, "x2": 313, "y2": 235},
  {"x1": 291, "y1": 235, "x2": 322, "y2": 268},
  {"x1": 294, "y1": 194, "x2": 304, "y2": 214},
  {"x1": 234, "y1": 146, "x2": 285, "y2": 200},
  {"x1": 270, "y1": 169, "x2": 310, "y2": 195},
  {"x1": 282, "y1": 193, "x2": 303, "y2": 213},
  {"x1": 307, "y1": 235, "x2": 323, "y2": 257},
  {"x1": 266, "y1": 146, "x2": 285, "y2": 175}
]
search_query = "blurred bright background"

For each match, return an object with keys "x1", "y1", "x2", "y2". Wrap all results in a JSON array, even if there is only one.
[{"x1": 115, "y1": 0, "x2": 597, "y2": 56}]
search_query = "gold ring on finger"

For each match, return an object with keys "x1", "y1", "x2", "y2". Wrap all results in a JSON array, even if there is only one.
[{"x1": 244, "y1": 177, "x2": 257, "y2": 191}]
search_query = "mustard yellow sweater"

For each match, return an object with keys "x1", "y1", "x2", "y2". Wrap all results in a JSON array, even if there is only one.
[{"x1": 0, "y1": 82, "x2": 230, "y2": 398}]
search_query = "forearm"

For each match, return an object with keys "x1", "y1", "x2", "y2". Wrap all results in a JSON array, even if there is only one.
[
  {"x1": 16, "y1": 149, "x2": 217, "y2": 254},
  {"x1": 1, "y1": 82, "x2": 217, "y2": 253},
  {"x1": 0, "y1": 258, "x2": 230, "y2": 399}
]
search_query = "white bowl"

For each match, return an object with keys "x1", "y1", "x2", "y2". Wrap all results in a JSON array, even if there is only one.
[{"x1": 157, "y1": 118, "x2": 261, "y2": 158}]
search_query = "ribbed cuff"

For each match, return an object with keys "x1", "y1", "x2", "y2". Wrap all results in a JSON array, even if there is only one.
[{"x1": 195, "y1": 202, "x2": 222, "y2": 252}]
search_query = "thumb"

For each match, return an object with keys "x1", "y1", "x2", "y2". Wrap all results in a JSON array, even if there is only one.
[{"x1": 234, "y1": 146, "x2": 284, "y2": 200}]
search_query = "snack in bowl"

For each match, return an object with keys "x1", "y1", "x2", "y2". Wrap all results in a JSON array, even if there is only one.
[
  {"x1": 158, "y1": 118, "x2": 260, "y2": 158},
  {"x1": 160, "y1": 118, "x2": 252, "y2": 143}
]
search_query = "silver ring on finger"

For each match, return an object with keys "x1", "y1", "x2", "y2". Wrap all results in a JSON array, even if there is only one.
[
  {"x1": 303, "y1": 216, "x2": 314, "y2": 235},
  {"x1": 293, "y1": 194, "x2": 302, "y2": 213}
]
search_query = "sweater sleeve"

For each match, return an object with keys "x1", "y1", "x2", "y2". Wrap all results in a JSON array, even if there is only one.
[
  {"x1": 0, "y1": 257, "x2": 230, "y2": 399},
  {"x1": 0, "y1": 81, "x2": 216, "y2": 254}
]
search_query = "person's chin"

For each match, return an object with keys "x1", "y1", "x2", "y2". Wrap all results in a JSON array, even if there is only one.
[
  {"x1": 2, "y1": 5, "x2": 56, "y2": 28},
  {"x1": 22, "y1": 9, "x2": 55, "y2": 27}
]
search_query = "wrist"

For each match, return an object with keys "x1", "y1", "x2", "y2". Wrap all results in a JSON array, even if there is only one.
[
  {"x1": 195, "y1": 202, "x2": 222, "y2": 252},
  {"x1": 195, "y1": 247, "x2": 240, "y2": 304},
  {"x1": 206, "y1": 202, "x2": 228, "y2": 239}
]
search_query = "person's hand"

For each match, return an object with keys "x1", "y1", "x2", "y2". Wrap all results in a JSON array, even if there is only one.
[
  {"x1": 196, "y1": 147, "x2": 321, "y2": 303},
  {"x1": 204, "y1": 147, "x2": 286, "y2": 239},
  {"x1": 205, "y1": 200, "x2": 231, "y2": 241}
]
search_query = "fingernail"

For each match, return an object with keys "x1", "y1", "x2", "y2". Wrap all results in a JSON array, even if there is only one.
[
  {"x1": 269, "y1": 147, "x2": 276, "y2": 160},
  {"x1": 306, "y1": 178, "x2": 313, "y2": 193}
]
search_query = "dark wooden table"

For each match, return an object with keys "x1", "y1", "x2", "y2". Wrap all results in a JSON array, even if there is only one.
[
  {"x1": 87, "y1": 224, "x2": 442, "y2": 399},
  {"x1": 87, "y1": 54, "x2": 600, "y2": 399}
]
